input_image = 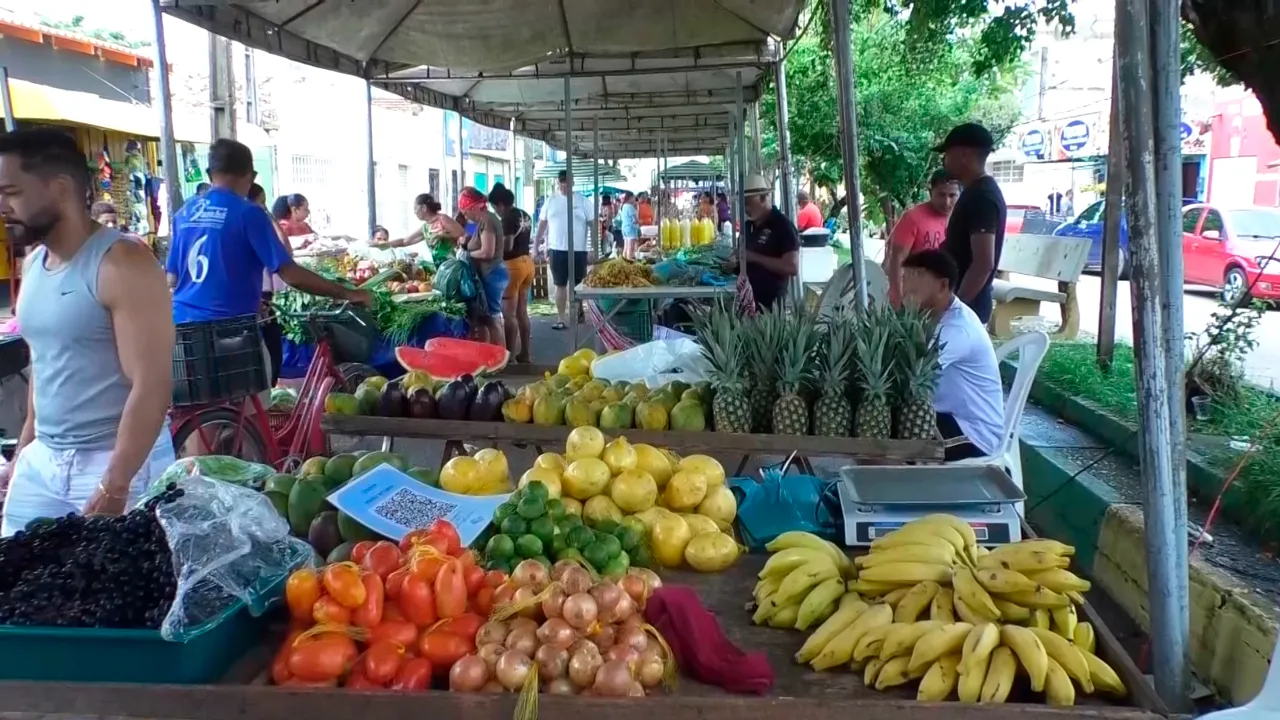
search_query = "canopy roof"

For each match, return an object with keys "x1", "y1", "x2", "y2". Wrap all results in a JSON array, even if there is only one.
[
  {"x1": 660, "y1": 159, "x2": 724, "y2": 180},
  {"x1": 535, "y1": 160, "x2": 626, "y2": 182},
  {"x1": 162, "y1": 0, "x2": 805, "y2": 159}
]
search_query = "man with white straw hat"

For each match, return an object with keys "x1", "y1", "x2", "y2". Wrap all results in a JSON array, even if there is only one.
[{"x1": 733, "y1": 172, "x2": 799, "y2": 311}]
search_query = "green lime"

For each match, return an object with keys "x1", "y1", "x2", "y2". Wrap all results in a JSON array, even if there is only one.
[
  {"x1": 530, "y1": 516, "x2": 556, "y2": 547},
  {"x1": 545, "y1": 498, "x2": 567, "y2": 520},
  {"x1": 524, "y1": 480, "x2": 551, "y2": 502},
  {"x1": 594, "y1": 518, "x2": 620, "y2": 535},
  {"x1": 583, "y1": 542, "x2": 611, "y2": 570},
  {"x1": 487, "y1": 556, "x2": 513, "y2": 573},
  {"x1": 500, "y1": 515, "x2": 529, "y2": 537},
  {"x1": 515, "y1": 534, "x2": 544, "y2": 558},
  {"x1": 602, "y1": 556, "x2": 629, "y2": 580},
  {"x1": 486, "y1": 534, "x2": 516, "y2": 560},
  {"x1": 551, "y1": 534, "x2": 569, "y2": 557},
  {"x1": 517, "y1": 495, "x2": 547, "y2": 520},
  {"x1": 630, "y1": 544, "x2": 654, "y2": 569},
  {"x1": 567, "y1": 525, "x2": 596, "y2": 550},
  {"x1": 616, "y1": 549, "x2": 629, "y2": 567},
  {"x1": 558, "y1": 547, "x2": 586, "y2": 565},
  {"x1": 559, "y1": 514, "x2": 584, "y2": 529},
  {"x1": 620, "y1": 515, "x2": 647, "y2": 539},
  {"x1": 614, "y1": 526, "x2": 641, "y2": 552},
  {"x1": 597, "y1": 533, "x2": 623, "y2": 560},
  {"x1": 493, "y1": 502, "x2": 518, "y2": 524}
]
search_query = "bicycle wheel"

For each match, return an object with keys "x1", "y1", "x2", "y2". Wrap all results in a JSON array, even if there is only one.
[
  {"x1": 337, "y1": 362, "x2": 380, "y2": 392},
  {"x1": 171, "y1": 406, "x2": 272, "y2": 465}
]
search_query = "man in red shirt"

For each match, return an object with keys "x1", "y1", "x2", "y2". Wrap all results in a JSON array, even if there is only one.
[
  {"x1": 795, "y1": 189, "x2": 824, "y2": 231},
  {"x1": 886, "y1": 169, "x2": 960, "y2": 304}
]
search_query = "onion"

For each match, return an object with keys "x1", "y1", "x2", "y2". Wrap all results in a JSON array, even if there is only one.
[
  {"x1": 476, "y1": 620, "x2": 509, "y2": 647},
  {"x1": 592, "y1": 659, "x2": 634, "y2": 697},
  {"x1": 637, "y1": 648, "x2": 665, "y2": 688},
  {"x1": 620, "y1": 613, "x2": 643, "y2": 631},
  {"x1": 589, "y1": 624, "x2": 615, "y2": 652},
  {"x1": 449, "y1": 654, "x2": 490, "y2": 692},
  {"x1": 477, "y1": 642, "x2": 507, "y2": 669},
  {"x1": 537, "y1": 618, "x2": 578, "y2": 648},
  {"x1": 511, "y1": 586, "x2": 542, "y2": 619},
  {"x1": 605, "y1": 644, "x2": 639, "y2": 664},
  {"x1": 481, "y1": 680, "x2": 505, "y2": 693},
  {"x1": 567, "y1": 643, "x2": 604, "y2": 688},
  {"x1": 512, "y1": 559, "x2": 550, "y2": 590},
  {"x1": 628, "y1": 680, "x2": 646, "y2": 697},
  {"x1": 495, "y1": 650, "x2": 534, "y2": 691},
  {"x1": 614, "y1": 626, "x2": 649, "y2": 655},
  {"x1": 569, "y1": 638, "x2": 601, "y2": 659},
  {"x1": 546, "y1": 677, "x2": 577, "y2": 695},
  {"x1": 508, "y1": 617, "x2": 539, "y2": 636},
  {"x1": 619, "y1": 574, "x2": 649, "y2": 607},
  {"x1": 627, "y1": 567, "x2": 662, "y2": 591},
  {"x1": 551, "y1": 560, "x2": 580, "y2": 582},
  {"x1": 591, "y1": 582, "x2": 626, "y2": 624},
  {"x1": 541, "y1": 584, "x2": 567, "y2": 619},
  {"x1": 534, "y1": 643, "x2": 569, "y2": 679},
  {"x1": 505, "y1": 626, "x2": 539, "y2": 657},
  {"x1": 561, "y1": 593, "x2": 599, "y2": 630},
  {"x1": 493, "y1": 582, "x2": 517, "y2": 608},
  {"x1": 614, "y1": 592, "x2": 637, "y2": 623},
  {"x1": 560, "y1": 565, "x2": 593, "y2": 595}
]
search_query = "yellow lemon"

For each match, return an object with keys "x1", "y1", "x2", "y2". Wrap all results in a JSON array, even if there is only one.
[
  {"x1": 565, "y1": 426, "x2": 606, "y2": 459},
  {"x1": 678, "y1": 455, "x2": 726, "y2": 487},
  {"x1": 535, "y1": 452, "x2": 567, "y2": 472},
  {"x1": 634, "y1": 443, "x2": 674, "y2": 488},
  {"x1": 601, "y1": 436, "x2": 638, "y2": 475},
  {"x1": 562, "y1": 457, "x2": 612, "y2": 500},
  {"x1": 518, "y1": 467, "x2": 563, "y2": 498}
]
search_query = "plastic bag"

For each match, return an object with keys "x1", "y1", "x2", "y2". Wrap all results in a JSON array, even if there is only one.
[
  {"x1": 269, "y1": 387, "x2": 298, "y2": 412},
  {"x1": 152, "y1": 456, "x2": 277, "y2": 495},
  {"x1": 728, "y1": 469, "x2": 841, "y2": 551},
  {"x1": 157, "y1": 475, "x2": 315, "y2": 641},
  {"x1": 588, "y1": 338, "x2": 709, "y2": 388}
]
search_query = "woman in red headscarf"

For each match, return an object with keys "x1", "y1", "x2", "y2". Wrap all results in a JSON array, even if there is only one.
[{"x1": 457, "y1": 186, "x2": 509, "y2": 347}]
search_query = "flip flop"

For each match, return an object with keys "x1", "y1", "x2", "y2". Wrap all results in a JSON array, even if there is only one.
[{"x1": 551, "y1": 322, "x2": 566, "y2": 330}]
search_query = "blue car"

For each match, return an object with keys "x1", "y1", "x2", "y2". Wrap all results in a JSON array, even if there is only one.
[{"x1": 1052, "y1": 200, "x2": 1131, "y2": 279}]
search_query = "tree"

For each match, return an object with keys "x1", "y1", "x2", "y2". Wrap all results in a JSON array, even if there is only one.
[
  {"x1": 39, "y1": 15, "x2": 152, "y2": 50},
  {"x1": 1182, "y1": 2, "x2": 1280, "y2": 144}
]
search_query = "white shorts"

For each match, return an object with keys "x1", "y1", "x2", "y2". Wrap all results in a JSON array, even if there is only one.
[{"x1": 0, "y1": 427, "x2": 176, "y2": 536}]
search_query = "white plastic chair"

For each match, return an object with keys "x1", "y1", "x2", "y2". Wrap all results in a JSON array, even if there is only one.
[
  {"x1": 950, "y1": 331, "x2": 1051, "y2": 496},
  {"x1": 814, "y1": 260, "x2": 889, "y2": 318},
  {"x1": 1199, "y1": 635, "x2": 1280, "y2": 720}
]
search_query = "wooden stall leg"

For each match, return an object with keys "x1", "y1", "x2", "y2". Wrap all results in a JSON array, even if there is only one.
[
  {"x1": 733, "y1": 454, "x2": 752, "y2": 479},
  {"x1": 1055, "y1": 281, "x2": 1081, "y2": 339}
]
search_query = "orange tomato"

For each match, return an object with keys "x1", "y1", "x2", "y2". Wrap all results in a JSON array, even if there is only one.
[
  {"x1": 389, "y1": 657, "x2": 433, "y2": 690},
  {"x1": 418, "y1": 630, "x2": 473, "y2": 673},
  {"x1": 381, "y1": 602, "x2": 406, "y2": 623},
  {"x1": 323, "y1": 563, "x2": 367, "y2": 608},
  {"x1": 399, "y1": 575, "x2": 438, "y2": 627},
  {"x1": 351, "y1": 572, "x2": 385, "y2": 628},
  {"x1": 344, "y1": 668, "x2": 383, "y2": 690},
  {"x1": 285, "y1": 568, "x2": 321, "y2": 622},
  {"x1": 473, "y1": 586, "x2": 495, "y2": 616},
  {"x1": 312, "y1": 595, "x2": 352, "y2": 625},
  {"x1": 483, "y1": 570, "x2": 508, "y2": 588},
  {"x1": 385, "y1": 568, "x2": 410, "y2": 600},
  {"x1": 362, "y1": 541, "x2": 403, "y2": 579},
  {"x1": 439, "y1": 612, "x2": 484, "y2": 641},
  {"x1": 367, "y1": 618, "x2": 419, "y2": 647},
  {"x1": 406, "y1": 550, "x2": 446, "y2": 583},
  {"x1": 362, "y1": 640, "x2": 406, "y2": 685},
  {"x1": 350, "y1": 540, "x2": 377, "y2": 565},
  {"x1": 288, "y1": 634, "x2": 358, "y2": 681},
  {"x1": 271, "y1": 627, "x2": 308, "y2": 685},
  {"x1": 399, "y1": 529, "x2": 440, "y2": 554},
  {"x1": 462, "y1": 563, "x2": 486, "y2": 596},
  {"x1": 428, "y1": 520, "x2": 462, "y2": 555},
  {"x1": 434, "y1": 560, "x2": 467, "y2": 619}
]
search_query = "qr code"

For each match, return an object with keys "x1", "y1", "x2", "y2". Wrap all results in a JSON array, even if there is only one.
[{"x1": 372, "y1": 488, "x2": 457, "y2": 529}]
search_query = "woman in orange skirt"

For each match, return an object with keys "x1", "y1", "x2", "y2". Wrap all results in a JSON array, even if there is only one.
[{"x1": 489, "y1": 184, "x2": 534, "y2": 363}]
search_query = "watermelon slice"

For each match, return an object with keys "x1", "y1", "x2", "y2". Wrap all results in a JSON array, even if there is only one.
[
  {"x1": 422, "y1": 338, "x2": 511, "y2": 374},
  {"x1": 396, "y1": 340, "x2": 511, "y2": 381}
]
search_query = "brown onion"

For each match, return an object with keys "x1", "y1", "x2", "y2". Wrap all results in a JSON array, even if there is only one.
[
  {"x1": 627, "y1": 567, "x2": 662, "y2": 591},
  {"x1": 534, "y1": 643, "x2": 569, "y2": 679},
  {"x1": 449, "y1": 654, "x2": 490, "y2": 692},
  {"x1": 477, "y1": 642, "x2": 507, "y2": 669},
  {"x1": 561, "y1": 592, "x2": 599, "y2": 630},
  {"x1": 591, "y1": 581, "x2": 626, "y2": 624},
  {"x1": 620, "y1": 613, "x2": 643, "y2": 631},
  {"x1": 546, "y1": 677, "x2": 577, "y2": 695},
  {"x1": 551, "y1": 560, "x2": 580, "y2": 581},
  {"x1": 628, "y1": 680, "x2": 646, "y2": 697},
  {"x1": 508, "y1": 617, "x2": 539, "y2": 636},
  {"x1": 512, "y1": 559, "x2": 550, "y2": 590},
  {"x1": 481, "y1": 680, "x2": 505, "y2": 693},
  {"x1": 636, "y1": 648, "x2": 665, "y2": 688},
  {"x1": 569, "y1": 638, "x2": 600, "y2": 658},
  {"x1": 537, "y1": 618, "x2": 578, "y2": 648},
  {"x1": 511, "y1": 586, "x2": 542, "y2": 619},
  {"x1": 613, "y1": 592, "x2": 637, "y2": 623},
  {"x1": 493, "y1": 582, "x2": 517, "y2": 608},
  {"x1": 592, "y1": 659, "x2": 634, "y2": 697},
  {"x1": 505, "y1": 626, "x2": 539, "y2": 657},
  {"x1": 567, "y1": 644, "x2": 604, "y2": 687},
  {"x1": 476, "y1": 620, "x2": 509, "y2": 647},
  {"x1": 589, "y1": 624, "x2": 615, "y2": 652},
  {"x1": 495, "y1": 650, "x2": 534, "y2": 691},
  {"x1": 541, "y1": 584, "x2": 567, "y2": 619},
  {"x1": 614, "y1": 626, "x2": 649, "y2": 655},
  {"x1": 605, "y1": 644, "x2": 639, "y2": 664},
  {"x1": 560, "y1": 565, "x2": 593, "y2": 595},
  {"x1": 619, "y1": 574, "x2": 649, "y2": 607}
]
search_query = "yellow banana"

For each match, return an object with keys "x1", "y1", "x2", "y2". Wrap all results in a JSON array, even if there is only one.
[
  {"x1": 988, "y1": 539, "x2": 1074, "y2": 559},
  {"x1": 760, "y1": 547, "x2": 834, "y2": 579},
  {"x1": 1082, "y1": 649, "x2": 1127, "y2": 696},
  {"x1": 913, "y1": 514, "x2": 979, "y2": 560},
  {"x1": 1030, "y1": 608, "x2": 1051, "y2": 630},
  {"x1": 880, "y1": 620, "x2": 943, "y2": 661},
  {"x1": 1027, "y1": 568, "x2": 1092, "y2": 594},
  {"x1": 767, "y1": 603, "x2": 800, "y2": 628},
  {"x1": 953, "y1": 595, "x2": 985, "y2": 625},
  {"x1": 974, "y1": 567, "x2": 1040, "y2": 594},
  {"x1": 952, "y1": 566, "x2": 1002, "y2": 619},
  {"x1": 869, "y1": 526, "x2": 960, "y2": 554},
  {"x1": 874, "y1": 655, "x2": 914, "y2": 690},
  {"x1": 930, "y1": 587, "x2": 956, "y2": 622},
  {"x1": 859, "y1": 562, "x2": 952, "y2": 585},
  {"x1": 908, "y1": 622, "x2": 973, "y2": 674},
  {"x1": 795, "y1": 600, "x2": 868, "y2": 664},
  {"x1": 997, "y1": 587, "x2": 1071, "y2": 609},
  {"x1": 822, "y1": 539, "x2": 855, "y2": 576},
  {"x1": 775, "y1": 561, "x2": 840, "y2": 606},
  {"x1": 1028, "y1": 627, "x2": 1094, "y2": 692},
  {"x1": 880, "y1": 586, "x2": 913, "y2": 607},
  {"x1": 894, "y1": 581, "x2": 940, "y2": 623},
  {"x1": 992, "y1": 599, "x2": 1031, "y2": 623},
  {"x1": 1051, "y1": 604, "x2": 1078, "y2": 640},
  {"x1": 917, "y1": 653, "x2": 961, "y2": 701},
  {"x1": 1074, "y1": 621, "x2": 1097, "y2": 654},
  {"x1": 1067, "y1": 590, "x2": 1087, "y2": 605},
  {"x1": 863, "y1": 657, "x2": 886, "y2": 687},
  {"x1": 857, "y1": 543, "x2": 956, "y2": 569},
  {"x1": 1000, "y1": 624, "x2": 1049, "y2": 692},
  {"x1": 840, "y1": 591, "x2": 864, "y2": 609},
  {"x1": 810, "y1": 603, "x2": 892, "y2": 671},
  {"x1": 766, "y1": 532, "x2": 848, "y2": 571},
  {"x1": 959, "y1": 622, "x2": 1000, "y2": 676},
  {"x1": 753, "y1": 575, "x2": 782, "y2": 603},
  {"x1": 976, "y1": 549, "x2": 1069, "y2": 573},
  {"x1": 979, "y1": 646, "x2": 1016, "y2": 702},
  {"x1": 752, "y1": 596, "x2": 789, "y2": 624},
  {"x1": 959, "y1": 646, "x2": 990, "y2": 702},
  {"x1": 853, "y1": 624, "x2": 893, "y2": 662},
  {"x1": 847, "y1": 579, "x2": 900, "y2": 596},
  {"x1": 1043, "y1": 657, "x2": 1076, "y2": 706},
  {"x1": 796, "y1": 577, "x2": 847, "y2": 631}
]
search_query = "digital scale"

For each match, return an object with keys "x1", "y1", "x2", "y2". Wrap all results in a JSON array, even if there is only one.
[{"x1": 836, "y1": 464, "x2": 1027, "y2": 547}]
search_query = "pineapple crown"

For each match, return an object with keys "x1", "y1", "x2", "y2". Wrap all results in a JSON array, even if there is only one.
[
  {"x1": 746, "y1": 307, "x2": 785, "y2": 382},
  {"x1": 853, "y1": 304, "x2": 896, "y2": 393},
  {"x1": 774, "y1": 311, "x2": 820, "y2": 394},
  {"x1": 691, "y1": 299, "x2": 748, "y2": 392},
  {"x1": 817, "y1": 310, "x2": 856, "y2": 389},
  {"x1": 890, "y1": 304, "x2": 944, "y2": 394}
]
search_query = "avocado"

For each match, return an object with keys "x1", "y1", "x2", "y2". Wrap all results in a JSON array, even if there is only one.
[
  {"x1": 286, "y1": 477, "x2": 328, "y2": 536},
  {"x1": 264, "y1": 473, "x2": 297, "y2": 495},
  {"x1": 351, "y1": 450, "x2": 409, "y2": 478},
  {"x1": 299, "y1": 456, "x2": 328, "y2": 478},
  {"x1": 327, "y1": 541, "x2": 357, "y2": 564},
  {"x1": 324, "y1": 454, "x2": 359, "y2": 485},
  {"x1": 337, "y1": 510, "x2": 380, "y2": 542},
  {"x1": 407, "y1": 467, "x2": 439, "y2": 487},
  {"x1": 264, "y1": 490, "x2": 290, "y2": 518},
  {"x1": 354, "y1": 385, "x2": 381, "y2": 416},
  {"x1": 308, "y1": 510, "x2": 343, "y2": 558}
]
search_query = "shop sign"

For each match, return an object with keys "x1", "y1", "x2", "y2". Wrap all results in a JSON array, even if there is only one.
[
  {"x1": 1180, "y1": 122, "x2": 1194, "y2": 141},
  {"x1": 1059, "y1": 119, "x2": 1092, "y2": 155},
  {"x1": 1019, "y1": 129, "x2": 1047, "y2": 160}
]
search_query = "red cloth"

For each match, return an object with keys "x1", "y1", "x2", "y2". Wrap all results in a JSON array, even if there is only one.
[
  {"x1": 458, "y1": 187, "x2": 487, "y2": 212},
  {"x1": 796, "y1": 202, "x2": 824, "y2": 231},
  {"x1": 643, "y1": 585, "x2": 774, "y2": 694}
]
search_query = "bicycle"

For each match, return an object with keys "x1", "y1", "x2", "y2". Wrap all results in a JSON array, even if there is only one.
[{"x1": 168, "y1": 304, "x2": 379, "y2": 472}]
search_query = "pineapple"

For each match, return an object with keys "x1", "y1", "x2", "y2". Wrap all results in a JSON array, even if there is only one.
[
  {"x1": 772, "y1": 312, "x2": 818, "y2": 435},
  {"x1": 853, "y1": 307, "x2": 895, "y2": 439},
  {"x1": 745, "y1": 309, "x2": 784, "y2": 433},
  {"x1": 812, "y1": 313, "x2": 855, "y2": 436},
  {"x1": 692, "y1": 301, "x2": 752, "y2": 433},
  {"x1": 892, "y1": 305, "x2": 944, "y2": 439}
]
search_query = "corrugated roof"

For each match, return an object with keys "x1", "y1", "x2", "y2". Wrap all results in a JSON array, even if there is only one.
[{"x1": 0, "y1": 16, "x2": 155, "y2": 68}]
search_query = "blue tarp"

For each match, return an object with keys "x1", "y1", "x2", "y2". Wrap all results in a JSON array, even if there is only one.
[{"x1": 281, "y1": 313, "x2": 468, "y2": 379}]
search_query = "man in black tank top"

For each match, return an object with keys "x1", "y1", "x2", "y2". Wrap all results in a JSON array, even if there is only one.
[{"x1": 935, "y1": 123, "x2": 1006, "y2": 324}]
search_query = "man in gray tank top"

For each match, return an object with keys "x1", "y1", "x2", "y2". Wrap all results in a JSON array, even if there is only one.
[{"x1": 0, "y1": 129, "x2": 175, "y2": 535}]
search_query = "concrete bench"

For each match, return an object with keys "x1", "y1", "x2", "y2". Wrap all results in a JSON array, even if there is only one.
[{"x1": 989, "y1": 233, "x2": 1091, "y2": 339}]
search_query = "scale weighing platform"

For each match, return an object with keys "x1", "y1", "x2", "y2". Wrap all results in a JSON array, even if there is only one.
[{"x1": 837, "y1": 464, "x2": 1026, "y2": 547}]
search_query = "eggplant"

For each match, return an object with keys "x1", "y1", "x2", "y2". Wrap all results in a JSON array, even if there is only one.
[
  {"x1": 408, "y1": 387, "x2": 437, "y2": 419},
  {"x1": 470, "y1": 381, "x2": 508, "y2": 422},
  {"x1": 377, "y1": 385, "x2": 408, "y2": 418},
  {"x1": 436, "y1": 379, "x2": 476, "y2": 420}
]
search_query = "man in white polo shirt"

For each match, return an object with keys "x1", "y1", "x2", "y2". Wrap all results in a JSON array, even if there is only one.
[
  {"x1": 900, "y1": 249, "x2": 1005, "y2": 461},
  {"x1": 533, "y1": 170, "x2": 593, "y2": 330}
]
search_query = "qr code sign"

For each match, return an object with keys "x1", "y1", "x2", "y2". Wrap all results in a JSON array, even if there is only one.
[{"x1": 372, "y1": 488, "x2": 458, "y2": 530}]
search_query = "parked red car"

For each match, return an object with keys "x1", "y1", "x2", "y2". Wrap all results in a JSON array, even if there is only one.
[
  {"x1": 1005, "y1": 204, "x2": 1042, "y2": 235},
  {"x1": 1181, "y1": 203, "x2": 1280, "y2": 303}
]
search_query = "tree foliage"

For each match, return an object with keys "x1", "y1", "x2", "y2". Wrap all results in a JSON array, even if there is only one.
[
  {"x1": 39, "y1": 15, "x2": 152, "y2": 50},
  {"x1": 1182, "y1": 1, "x2": 1280, "y2": 145}
]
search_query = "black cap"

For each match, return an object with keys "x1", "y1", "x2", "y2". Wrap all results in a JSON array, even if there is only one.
[{"x1": 933, "y1": 122, "x2": 995, "y2": 153}]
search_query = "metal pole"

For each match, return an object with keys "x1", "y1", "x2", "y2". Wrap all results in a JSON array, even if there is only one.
[
  {"x1": 150, "y1": 0, "x2": 182, "y2": 222},
  {"x1": 750, "y1": 102, "x2": 762, "y2": 173},
  {"x1": 735, "y1": 72, "x2": 747, "y2": 281},
  {"x1": 0, "y1": 67, "x2": 15, "y2": 132},
  {"x1": 509, "y1": 118, "x2": 517, "y2": 195},
  {"x1": 829, "y1": 0, "x2": 867, "y2": 308},
  {"x1": 1097, "y1": 58, "x2": 1124, "y2": 370},
  {"x1": 564, "y1": 76, "x2": 577, "y2": 348},
  {"x1": 458, "y1": 113, "x2": 465, "y2": 200},
  {"x1": 1147, "y1": 0, "x2": 1190, "y2": 707},
  {"x1": 365, "y1": 78, "x2": 377, "y2": 238},
  {"x1": 593, "y1": 116, "x2": 601, "y2": 256},
  {"x1": 774, "y1": 57, "x2": 795, "y2": 223}
]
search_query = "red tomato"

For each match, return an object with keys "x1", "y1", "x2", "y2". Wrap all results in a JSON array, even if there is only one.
[
  {"x1": 434, "y1": 560, "x2": 467, "y2": 619},
  {"x1": 439, "y1": 612, "x2": 484, "y2": 641},
  {"x1": 398, "y1": 529, "x2": 439, "y2": 554},
  {"x1": 362, "y1": 541, "x2": 403, "y2": 579},
  {"x1": 351, "y1": 540, "x2": 377, "y2": 565},
  {"x1": 462, "y1": 564, "x2": 486, "y2": 596},
  {"x1": 280, "y1": 676, "x2": 339, "y2": 688},
  {"x1": 271, "y1": 627, "x2": 307, "y2": 685},
  {"x1": 418, "y1": 630, "x2": 473, "y2": 672},
  {"x1": 473, "y1": 586, "x2": 495, "y2": 616},
  {"x1": 322, "y1": 563, "x2": 367, "y2": 608},
  {"x1": 288, "y1": 634, "x2": 358, "y2": 681},
  {"x1": 407, "y1": 552, "x2": 446, "y2": 583},
  {"x1": 362, "y1": 640, "x2": 406, "y2": 685},
  {"x1": 385, "y1": 568, "x2": 410, "y2": 600},
  {"x1": 312, "y1": 595, "x2": 352, "y2": 625},
  {"x1": 285, "y1": 569, "x2": 321, "y2": 623},
  {"x1": 389, "y1": 657, "x2": 433, "y2": 690},
  {"x1": 399, "y1": 575, "x2": 438, "y2": 627},
  {"x1": 382, "y1": 601, "x2": 406, "y2": 623},
  {"x1": 367, "y1": 618, "x2": 419, "y2": 648},
  {"x1": 483, "y1": 570, "x2": 508, "y2": 589},
  {"x1": 351, "y1": 572, "x2": 385, "y2": 628},
  {"x1": 344, "y1": 669, "x2": 384, "y2": 690},
  {"x1": 428, "y1": 520, "x2": 462, "y2": 555}
]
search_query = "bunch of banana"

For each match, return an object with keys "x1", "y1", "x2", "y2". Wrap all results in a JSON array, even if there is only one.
[
  {"x1": 751, "y1": 532, "x2": 856, "y2": 631},
  {"x1": 848, "y1": 514, "x2": 980, "y2": 597}
]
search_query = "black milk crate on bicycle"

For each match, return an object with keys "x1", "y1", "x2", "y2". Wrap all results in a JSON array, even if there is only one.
[{"x1": 172, "y1": 315, "x2": 269, "y2": 406}]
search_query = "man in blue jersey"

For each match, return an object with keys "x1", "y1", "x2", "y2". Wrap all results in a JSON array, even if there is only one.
[{"x1": 167, "y1": 139, "x2": 369, "y2": 326}]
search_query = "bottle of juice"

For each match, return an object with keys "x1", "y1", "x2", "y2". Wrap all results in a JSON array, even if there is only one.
[{"x1": 679, "y1": 218, "x2": 692, "y2": 248}]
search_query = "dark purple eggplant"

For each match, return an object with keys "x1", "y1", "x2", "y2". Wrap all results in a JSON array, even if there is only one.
[
  {"x1": 436, "y1": 379, "x2": 475, "y2": 420},
  {"x1": 469, "y1": 381, "x2": 508, "y2": 421},
  {"x1": 408, "y1": 387, "x2": 437, "y2": 419}
]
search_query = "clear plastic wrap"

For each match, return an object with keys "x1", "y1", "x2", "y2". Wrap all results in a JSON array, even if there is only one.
[
  {"x1": 151, "y1": 455, "x2": 277, "y2": 495},
  {"x1": 155, "y1": 475, "x2": 316, "y2": 641}
]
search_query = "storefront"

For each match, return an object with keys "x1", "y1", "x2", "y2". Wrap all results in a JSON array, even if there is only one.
[{"x1": 1207, "y1": 91, "x2": 1280, "y2": 207}]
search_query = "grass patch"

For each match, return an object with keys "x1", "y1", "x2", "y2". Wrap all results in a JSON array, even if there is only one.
[
  {"x1": 529, "y1": 300, "x2": 557, "y2": 317},
  {"x1": 1037, "y1": 341, "x2": 1280, "y2": 536}
]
